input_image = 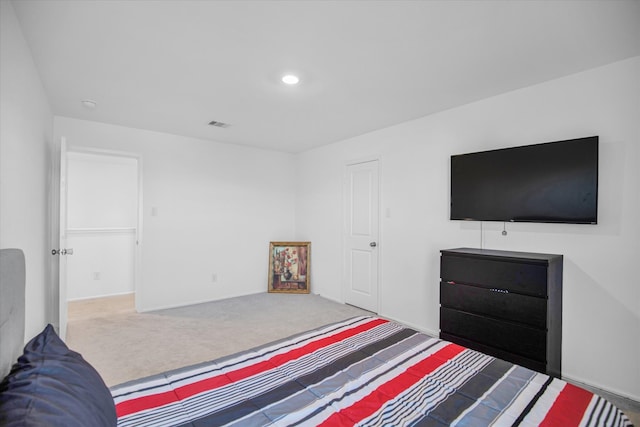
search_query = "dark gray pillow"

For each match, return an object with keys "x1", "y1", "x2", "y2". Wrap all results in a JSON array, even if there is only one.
[{"x1": 0, "y1": 324, "x2": 116, "y2": 426}]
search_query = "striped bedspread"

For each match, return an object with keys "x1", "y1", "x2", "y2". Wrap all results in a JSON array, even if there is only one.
[{"x1": 111, "y1": 316, "x2": 633, "y2": 426}]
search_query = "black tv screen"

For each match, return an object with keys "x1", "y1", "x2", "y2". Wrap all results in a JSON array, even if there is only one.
[{"x1": 450, "y1": 136, "x2": 598, "y2": 224}]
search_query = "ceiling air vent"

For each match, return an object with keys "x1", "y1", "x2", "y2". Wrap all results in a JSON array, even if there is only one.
[{"x1": 208, "y1": 120, "x2": 231, "y2": 128}]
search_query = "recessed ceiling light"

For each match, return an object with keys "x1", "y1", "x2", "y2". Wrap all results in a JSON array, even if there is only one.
[
  {"x1": 281, "y1": 74, "x2": 300, "y2": 85},
  {"x1": 81, "y1": 99, "x2": 97, "y2": 110}
]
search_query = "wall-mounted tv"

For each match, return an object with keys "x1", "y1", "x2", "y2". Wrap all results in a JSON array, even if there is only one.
[{"x1": 450, "y1": 136, "x2": 598, "y2": 224}]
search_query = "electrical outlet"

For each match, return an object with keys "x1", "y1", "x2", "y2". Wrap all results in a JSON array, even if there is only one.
[
  {"x1": 93, "y1": 272, "x2": 101, "y2": 280},
  {"x1": 212, "y1": 273, "x2": 218, "y2": 283}
]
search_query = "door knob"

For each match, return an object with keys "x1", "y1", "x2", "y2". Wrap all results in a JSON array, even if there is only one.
[
  {"x1": 52, "y1": 248, "x2": 74, "y2": 255},
  {"x1": 370, "y1": 242, "x2": 377, "y2": 247}
]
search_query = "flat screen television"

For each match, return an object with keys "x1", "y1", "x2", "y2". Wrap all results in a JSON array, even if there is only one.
[{"x1": 450, "y1": 136, "x2": 598, "y2": 224}]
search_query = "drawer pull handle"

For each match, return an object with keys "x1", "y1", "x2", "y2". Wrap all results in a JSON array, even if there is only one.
[{"x1": 490, "y1": 288, "x2": 509, "y2": 294}]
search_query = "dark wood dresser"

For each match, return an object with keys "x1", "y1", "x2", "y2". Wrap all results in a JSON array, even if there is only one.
[{"x1": 439, "y1": 247, "x2": 563, "y2": 377}]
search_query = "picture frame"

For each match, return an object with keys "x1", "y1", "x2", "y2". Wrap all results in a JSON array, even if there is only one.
[{"x1": 268, "y1": 241, "x2": 310, "y2": 294}]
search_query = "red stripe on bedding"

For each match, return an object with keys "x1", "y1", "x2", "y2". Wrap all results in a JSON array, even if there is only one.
[
  {"x1": 116, "y1": 317, "x2": 388, "y2": 418},
  {"x1": 318, "y1": 343, "x2": 466, "y2": 426},
  {"x1": 539, "y1": 382, "x2": 593, "y2": 427},
  {"x1": 116, "y1": 390, "x2": 181, "y2": 419}
]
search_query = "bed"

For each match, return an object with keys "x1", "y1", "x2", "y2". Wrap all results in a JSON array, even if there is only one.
[{"x1": 0, "y1": 248, "x2": 635, "y2": 427}]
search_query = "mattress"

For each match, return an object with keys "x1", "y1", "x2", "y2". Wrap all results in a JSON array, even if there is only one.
[{"x1": 111, "y1": 316, "x2": 633, "y2": 426}]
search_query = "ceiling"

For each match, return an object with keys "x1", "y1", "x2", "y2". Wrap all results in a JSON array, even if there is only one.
[{"x1": 11, "y1": 0, "x2": 640, "y2": 153}]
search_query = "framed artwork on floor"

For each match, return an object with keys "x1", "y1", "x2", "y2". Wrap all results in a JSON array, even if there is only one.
[{"x1": 268, "y1": 241, "x2": 310, "y2": 294}]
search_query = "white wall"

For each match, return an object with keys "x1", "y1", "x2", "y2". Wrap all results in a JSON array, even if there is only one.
[
  {"x1": 296, "y1": 57, "x2": 640, "y2": 401},
  {"x1": 54, "y1": 117, "x2": 296, "y2": 311},
  {"x1": 0, "y1": 1, "x2": 54, "y2": 340},
  {"x1": 5, "y1": 0, "x2": 638, "y2": 400},
  {"x1": 66, "y1": 152, "x2": 138, "y2": 300},
  {"x1": 66, "y1": 231, "x2": 136, "y2": 300},
  {"x1": 66, "y1": 153, "x2": 138, "y2": 228}
]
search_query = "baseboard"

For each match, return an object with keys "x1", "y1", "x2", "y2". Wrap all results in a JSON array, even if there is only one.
[
  {"x1": 380, "y1": 313, "x2": 439, "y2": 338},
  {"x1": 136, "y1": 290, "x2": 264, "y2": 313},
  {"x1": 68, "y1": 291, "x2": 134, "y2": 302},
  {"x1": 314, "y1": 295, "x2": 440, "y2": 338},
  {"x1": 313, "y1": 292, "x2": 343, "y2": 305},
  {"x1": 561, "y1": 373, "x2": 640, "y2": 404}
]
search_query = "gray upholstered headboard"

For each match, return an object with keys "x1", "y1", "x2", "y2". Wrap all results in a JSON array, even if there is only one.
[{"x1": 0, "y1": 248, "x2": 26, "y2": 379}]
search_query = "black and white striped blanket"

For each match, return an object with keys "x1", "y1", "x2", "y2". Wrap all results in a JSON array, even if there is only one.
[{"x1": 111, "y1": 316, "x2": 633, "y2": 426}]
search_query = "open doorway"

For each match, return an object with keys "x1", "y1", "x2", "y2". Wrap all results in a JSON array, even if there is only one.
[{"x1": 64, "y1": 150, "x2": 140, "y2": 324}]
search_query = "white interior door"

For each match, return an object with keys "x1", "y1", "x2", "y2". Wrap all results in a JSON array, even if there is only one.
[
  {"x1": 57, "y1": 137, "x2": 69, "y2": 340},
  {"x1": 343, "y1": 160, "x2": 379, "y2": 312}
]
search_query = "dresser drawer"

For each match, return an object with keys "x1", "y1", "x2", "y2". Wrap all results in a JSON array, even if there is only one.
[
  {"x1": 441, "y1": 254, "x2": 548, "y2": 297},
  {"x1": 440, "y1": 307, "x2": 546, "y2": 362},
  {"x1": 440, "y1": 332, "x2": 546, "y2": 374},
  {"x1": 440, "y1": 281, "x2": 546, "y2": 328}
]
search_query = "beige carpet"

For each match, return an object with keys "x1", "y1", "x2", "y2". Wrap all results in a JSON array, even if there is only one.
[
  {"x1": 67, "y1": 292, "x2": 371, "y2": 387},
  {"x1": 67, "y1": 292, "x2": 640, "y2": 425}
]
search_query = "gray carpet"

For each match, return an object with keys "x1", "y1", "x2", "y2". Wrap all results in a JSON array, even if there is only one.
[{"x1": 67, "y1": 292, "x2": 371, "y2": 387}]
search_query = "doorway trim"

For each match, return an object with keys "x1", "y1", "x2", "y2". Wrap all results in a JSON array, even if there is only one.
[{"x1": 50, "y1": 143, "x2": 143, "y2": 333}]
